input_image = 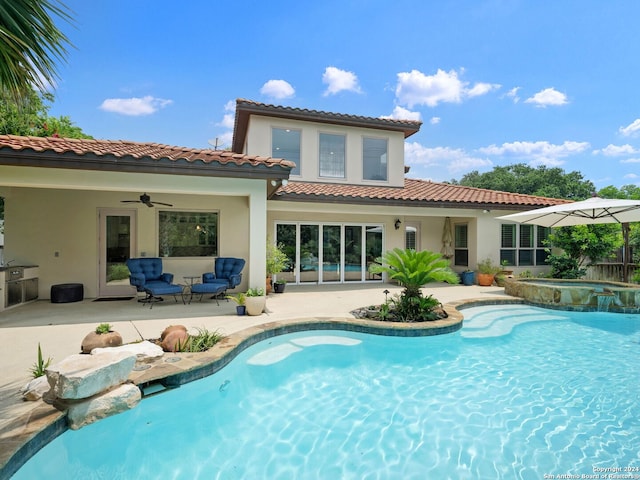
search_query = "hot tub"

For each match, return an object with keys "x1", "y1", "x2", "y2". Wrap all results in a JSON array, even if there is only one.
[{"x1": 504, "y1": 278, "x2": 640, "y2": 313}]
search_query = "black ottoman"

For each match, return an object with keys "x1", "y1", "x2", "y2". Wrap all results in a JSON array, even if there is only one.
[{"x1": 51, "y1": 283, "x2": 84, "y2": 303}]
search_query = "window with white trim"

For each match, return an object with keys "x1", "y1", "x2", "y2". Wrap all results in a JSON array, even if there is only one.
[
  {"x1": 363, "y1": 137, "x2": 388, "y2": 181},
  {"x1": 158, "y1": 211, "x2": 218, "y2": 257},
  {"x1": 272, "y1": 127, "x2": 300, "y2": 176},
  {"x1": 319, "y1": 133, "x2": 345, "y2": 178},
  {"x1": 500, "y1": 224, "x2": 550, "y2": 266}
]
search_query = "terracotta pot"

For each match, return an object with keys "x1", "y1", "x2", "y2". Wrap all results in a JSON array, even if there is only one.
[
  {"x1": 266, "y1": 276, "x2": 273, "y2": 295},
  {"x1": 245, "y1": 296, "x2": 266, "y2": 316},
  {"x1": 477, "y1": 273, "x2": 495, "y2": 286}
]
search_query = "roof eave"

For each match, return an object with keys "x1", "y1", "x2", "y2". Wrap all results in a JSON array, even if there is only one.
[
  {"x1": 232, "y1": 99, "x2": 422, "y2": 152},
  {"x1": 0, "y1": 149, "x2": 291, "y2": 180}
]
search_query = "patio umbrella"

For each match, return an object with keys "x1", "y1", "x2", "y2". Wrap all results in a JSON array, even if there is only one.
[
  {"x1": 441, "y1": 216, "x2": 454, "y2": 258},
  {"x1": 497, "y1": 196, "x2": 640, "y2": 282}
]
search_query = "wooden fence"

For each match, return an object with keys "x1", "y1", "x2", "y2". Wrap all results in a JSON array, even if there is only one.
[{"x1": 584, "y1": 263, "x2": 638, "y2": 283}]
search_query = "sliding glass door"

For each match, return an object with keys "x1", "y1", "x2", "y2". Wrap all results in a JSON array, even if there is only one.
[{"x1": 275, "y1": 222, "x2": 383, "y2": 284}]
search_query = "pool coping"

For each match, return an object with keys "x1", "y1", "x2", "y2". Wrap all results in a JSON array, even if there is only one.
[{"x1": 1, "y1": 296, "x2": 517, "y2": 479}]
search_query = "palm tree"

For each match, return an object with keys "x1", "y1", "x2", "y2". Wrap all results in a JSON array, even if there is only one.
[{"x1": 0, "y1": 0, "x2": 72, "y2": 100}]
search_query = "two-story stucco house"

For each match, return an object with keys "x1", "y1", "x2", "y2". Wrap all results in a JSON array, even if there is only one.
[
  {"x1": 0, "y1": 99, "x2": 565, "y2": 308},
  {"x1": 233, "y1": 99, "x2": 565, "y2": 286}
]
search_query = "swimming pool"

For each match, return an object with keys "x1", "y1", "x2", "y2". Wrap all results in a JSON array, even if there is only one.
[{"x1": 13, "y1": 305, "x2": 640, "y2": 479}]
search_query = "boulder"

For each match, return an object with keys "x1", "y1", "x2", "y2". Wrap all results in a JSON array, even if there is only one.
[
  {"x1": 160, "y1": 325, "x2": 187, "y2": 341},
  {"x1": 46, "y1": 351, "x2": 136, "y2": 400},
  {"x1": 161, "y1": 329, "x2": 190, "y2": 352},
  {"x1": 21, "y1": 376, "x2": 52, "y2": 401},
  {"x1": 66, "y1": 383, "x2": 141, "y2": 430},
  {"x1": 81, "y1": 330, "x2": 123, "y2": 354},
  {"x1": 91, "y1": 340, "x2": 164, "y2": 362}
]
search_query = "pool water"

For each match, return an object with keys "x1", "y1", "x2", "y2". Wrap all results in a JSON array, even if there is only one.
[{"x1": 14, "y1": 305, "x2": 640, "y2": 479}]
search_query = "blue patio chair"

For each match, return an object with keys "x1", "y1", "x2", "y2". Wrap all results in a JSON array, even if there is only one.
[
  {"x1": 126, "y1": 257, "x2": 184, "y2": 307},
  {"x1": 201, "y1": 257, "x2": 245, "y2": 295}
]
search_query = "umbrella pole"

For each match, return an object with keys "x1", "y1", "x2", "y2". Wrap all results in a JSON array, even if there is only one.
[{"x1": 623, "y1": 222, "x2": 630, "y2": 283}]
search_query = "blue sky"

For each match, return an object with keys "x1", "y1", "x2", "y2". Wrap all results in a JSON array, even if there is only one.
[{"x1": 49, "y1": 0, "x2": 640, "y2": 188}]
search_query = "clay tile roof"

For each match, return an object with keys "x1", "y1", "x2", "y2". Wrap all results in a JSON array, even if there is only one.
[
  {"x1": 232, "y1": 99, "x2": 422, "y2": 153},
  {"x1": 274, "y1": 178, "x2": 570, "y2": 209},
  {"x1": 0, "y1": 134, "x2": 295, "y2": 171}
]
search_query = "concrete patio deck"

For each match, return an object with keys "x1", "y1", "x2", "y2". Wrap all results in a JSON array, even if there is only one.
[{"x1": 0, "y1": 282, "x2": 508, "y2": 477}]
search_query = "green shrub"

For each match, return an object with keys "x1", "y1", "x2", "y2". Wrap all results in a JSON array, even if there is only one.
[
  {"x1": 369, "y1": 248, "x2": 457, "y2": 322},
  {"x1": 246, "y1": 287, "x2": 265, "y2": 297},
  {"x1": 106, "y1": 263, "x2": 130, "y2": 282}
]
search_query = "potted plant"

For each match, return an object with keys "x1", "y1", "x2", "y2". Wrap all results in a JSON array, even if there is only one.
[
  {"x1": 273, "y1": 279, "x2": 286, "y2": 293},
  {"x1": 226, "y1": 292, "x2": 247, "y2": 315},
  {"x1": 460, "y1": 269, "x2": 475, "y2": 286},
  {"x1": 476, "y1": 258, "x2": 500, "y2": 286},
  {"x1": 266, "y1": 241, "x2": 289, "y2": 294},
  {"x1": 80, "y1": 323, "x2": 123, "y2": 354},
  {"x1": 495, "y1": 260, "x2": 514, "y2": 287},
  {"x1": 245, "y1": 287, "x2": 266, "y2": 316}
]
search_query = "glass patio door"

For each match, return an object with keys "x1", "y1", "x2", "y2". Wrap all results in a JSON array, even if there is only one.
[
  {"x1": 98, "y1": 209, "x2": 137, "y2": 297},
  {"x1": 275, "y1": 222, "x2": 384, "y2": 285}
]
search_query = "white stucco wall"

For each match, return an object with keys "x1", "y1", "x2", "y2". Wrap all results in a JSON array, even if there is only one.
[{"x1": 246, "y1": 115, "x2": 406, "y2": 187}]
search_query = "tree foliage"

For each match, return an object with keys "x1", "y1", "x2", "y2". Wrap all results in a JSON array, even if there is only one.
[
  {"x1": 0, "y1": 0, "x2": 73, "y2": 101},
  {"x1": 546, "y1": 224, "x2": 622, "y2": 278},
  {"x1": 0, "y1": 88, "x2": 91, "y2": 138},
  {"x1": 453, "y1": 164, "x2": 595, "y2": 200},
  {"x1": 597, "y1": 185, "x2": 640, "y2": 264}
]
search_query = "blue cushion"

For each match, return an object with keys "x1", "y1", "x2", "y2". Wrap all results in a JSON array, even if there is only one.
[
  {"x1": 126, "y1": 258, "x2": 174, "y2": 291},
  {"x1": 191, "y1": 283, "x2": 227, "y2": 295},
  {"x1": 203, "y1": 257, "x2": 245, "y2": 289},
  {"x1": 144, "y1": 284, "x2": 183, "y2": 296}
]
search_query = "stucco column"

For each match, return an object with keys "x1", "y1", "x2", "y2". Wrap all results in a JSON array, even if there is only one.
[{"x1": 248, "y1": 187, "x2": 267, "y2": 289}]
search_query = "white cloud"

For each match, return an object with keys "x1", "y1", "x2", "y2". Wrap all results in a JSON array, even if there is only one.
[
  {"x1": 466, "y1": 82, "x2": 501, "y2": 98},
  {"x1": 395, "y1": 69, "x2": 464, "y2": 108},
  {"x1": 621, "y1": 157, "x2": 640, "y2": 164},
  {"x1": 404, "y1": 142, "x2": 492, "y2": 174},
  {"x1": 322, "y1": 66, "x2": 362, "y2": 96},
  {"x1": 524, "y1": 88, "x2": 568, "y2": 107},
  {"x1": 619, "y1": 119, "x2": 640, "y2": 137},
  {"x1": 260, "y1": 79, "x2": 295, "y2": 99},
  {"x1": 430, "y1": 116, "x2": 441, "y2": 125},
  {"x1": 479, "y1": 140, "x2": 589, "y2": 166},
  {"x1": 395, "y1": 69, "x2": 499, "y2": 108},
  {"x1": 504, "y1": 87, "x2": 521, "y2": 103},
  {"x1": 381, "y1": 106, "x2": 421, "y2": 121},
  {"x1": 593, "y1": 144, "x2": 638, "y2": 156},
  {"x1": 624, "y1": 173, "x2": 639, "y2": 179},
  {"x1": 99, "y1": 95, "x2": 172, "y2": 116}
]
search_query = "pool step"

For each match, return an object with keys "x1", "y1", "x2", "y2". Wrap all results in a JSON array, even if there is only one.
[{"x1": 462, "y1": 308, "x2": 566, "y2": 338}]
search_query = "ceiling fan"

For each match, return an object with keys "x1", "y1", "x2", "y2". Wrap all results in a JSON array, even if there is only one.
[{"x1": 121, "y1": 193, "x2": 173, "y2": 208}]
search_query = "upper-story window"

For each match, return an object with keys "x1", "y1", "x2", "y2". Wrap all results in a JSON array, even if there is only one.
[
  {"x1": 319, "y1": 133, "x2": 345, "y2": 178},
  {"x1": 272, "y1": 128, "x2": 300, "y2": 176},
  {"x1": 363, "y1": 137, "x2": 388, "y2": 181}
]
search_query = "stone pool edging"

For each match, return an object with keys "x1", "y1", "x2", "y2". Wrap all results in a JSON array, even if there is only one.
[{"x1": 4, "y1": 299, "x2": 522, "y2": 479}]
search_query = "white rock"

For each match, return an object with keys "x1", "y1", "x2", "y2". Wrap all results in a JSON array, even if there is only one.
[
  {"x1": 91, "y1": 340, "x2": 164, "y2": 362},
  {"x1": 20, "y1": 376, "x2": 51, "y2": 401},
  {"x1": 66, "y1": 383, "x2": 141, "y2": 430},
  {"x1": 46, "y1": 351, "x2": 136, "y2": 400}
]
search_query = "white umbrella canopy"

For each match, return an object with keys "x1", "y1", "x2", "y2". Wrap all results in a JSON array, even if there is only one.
[
  {"x1": 497, "y1": 196, "x2": 640, "y2": 282},
  {"x1": 497, "y1": 196, "x2": 640, "y2": 227}
]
